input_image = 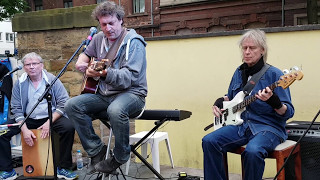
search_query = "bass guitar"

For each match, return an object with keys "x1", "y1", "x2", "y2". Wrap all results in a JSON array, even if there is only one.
[
  {"x1": 80, "y1": 58, "x2": 111, "y2": 94},
  {"x1": 204, "y1": 67, "x2": 303, "y2": 131}
]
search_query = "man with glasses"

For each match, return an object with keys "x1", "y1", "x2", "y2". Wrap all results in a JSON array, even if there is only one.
[{"x1": 0, "y1": 52, "x2": 78, "y2": 180}]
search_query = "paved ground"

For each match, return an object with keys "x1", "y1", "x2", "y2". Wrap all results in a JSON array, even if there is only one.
[{"x1": 14, "y1": 158, "x2": 242, "y2": 180}]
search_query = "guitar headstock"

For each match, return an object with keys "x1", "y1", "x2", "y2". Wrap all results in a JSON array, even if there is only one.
[{"x1": 277, "y1": 66, "x2": 304, "y2": 89}]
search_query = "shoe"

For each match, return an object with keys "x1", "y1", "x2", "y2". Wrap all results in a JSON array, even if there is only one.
[
  {"x1": 94, "y1": 156, "x2": 122, "y2": 174},
  {"x1": 57, "y1": 168, "x2": 78, "y2": 180},
  {"x1": 0, "y1": 170, "x2": 17, "y2": 180},
  {"x1": 87, "y1": 145, "x2": 107, "y2": 174}
]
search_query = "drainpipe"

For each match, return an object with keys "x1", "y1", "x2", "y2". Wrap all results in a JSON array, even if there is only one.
[
  {"x1": 151, "y1": 0, "x2": 154, "y2": 37},
  {"x1": 282, "y1": 0, "x2": 285, "y2": 26}
]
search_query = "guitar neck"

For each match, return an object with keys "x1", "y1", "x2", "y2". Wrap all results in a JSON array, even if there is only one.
[{"x1": 233, "y1": 82, "x2": 278, "y2": 113}]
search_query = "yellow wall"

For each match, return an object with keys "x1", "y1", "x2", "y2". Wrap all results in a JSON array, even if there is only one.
[{"x1": 136, "y1": 29, "x2": 320, "y2": 177}]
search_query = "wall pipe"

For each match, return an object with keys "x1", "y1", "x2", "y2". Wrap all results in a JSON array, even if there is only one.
[{"x1": 282, "y1": 0, "x2": 285, "y2": 27}]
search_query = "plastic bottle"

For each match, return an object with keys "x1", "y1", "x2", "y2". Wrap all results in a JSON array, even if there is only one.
[{"x1": 76, "y1": 150, "x2": 83, "y2": 170}]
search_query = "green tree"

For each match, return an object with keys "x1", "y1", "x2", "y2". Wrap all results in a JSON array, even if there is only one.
[{"x1": 0, "y1": 0, "x2": 28, "y2": 21}]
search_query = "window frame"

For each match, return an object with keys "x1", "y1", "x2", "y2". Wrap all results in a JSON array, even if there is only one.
[
  {"x1": 64, "y1": 0, "x2": 73, "y2": 8},
  {"x1": 34, "y1": 0, "x2": 43, "y2": 11},
  {"x1": 6, "y1": 33, "x2": 14, "y2": 43},
  {"x1": 133, "y1": 0, "x2": 145, "y2": 14}
]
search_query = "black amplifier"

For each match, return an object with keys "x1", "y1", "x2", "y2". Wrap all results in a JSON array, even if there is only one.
[
  {"x1": 286, "y1": 120, "x2": 320, "y2": 137},
  {"x1": 285, "y1": 120, "x2": 320, "y2": 180}
]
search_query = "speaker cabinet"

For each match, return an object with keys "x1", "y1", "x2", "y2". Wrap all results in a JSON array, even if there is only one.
[
  {"x1": 286, "y1": 135, "x2": 320, "y2": 180},
  {"x1": 21, "y1": 129, "x2": 59, "y2": 178}
]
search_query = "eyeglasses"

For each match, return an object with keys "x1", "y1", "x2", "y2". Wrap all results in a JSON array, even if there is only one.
[{"x1": 24, "y1": 62, "x2": 42, "y2": 68}]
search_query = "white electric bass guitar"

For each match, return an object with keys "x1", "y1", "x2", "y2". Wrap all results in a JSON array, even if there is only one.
[{"x1": 204, "y1": 67, "x2": 303, "y2": 131}]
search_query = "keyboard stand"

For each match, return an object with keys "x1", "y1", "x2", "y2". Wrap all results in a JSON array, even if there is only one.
[
  {"x1": 130, "y1": 118, "x2": 167, "y2": 180},
  {"x1": 98, "y1": 109, "x2": 192, "y2": 179}
]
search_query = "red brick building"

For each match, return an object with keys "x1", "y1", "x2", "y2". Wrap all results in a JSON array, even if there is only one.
[{"x1": 23, "y1": 0, "x2": 319, "y2": 37}]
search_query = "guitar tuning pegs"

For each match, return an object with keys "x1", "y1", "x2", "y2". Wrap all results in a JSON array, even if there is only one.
[
  {"x1": 290, "y1": 66, "x2": 300, "y2": 71},
  {"x1": 283, "y1": 69, "x2": 290, "y2": 74}
]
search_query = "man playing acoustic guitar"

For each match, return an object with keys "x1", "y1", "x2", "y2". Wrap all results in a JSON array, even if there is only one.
[
  {"x1": 65, "y1": 1, "x2": 147, "y2": 175},
  {"x1": 202, "y1": 29, "x2": 295, "y2": 180}
]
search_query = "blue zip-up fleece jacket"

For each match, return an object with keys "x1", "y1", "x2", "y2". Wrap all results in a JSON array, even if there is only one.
[
  {"x1": 227, "y1": 65, "x2": 294, "y2": 141},
  {"x1": 84, "y1": 28, "x2": 148, "y2": 97},
  {"x1": 11, "y1": 70, "x2": 69, "y2": 122}
]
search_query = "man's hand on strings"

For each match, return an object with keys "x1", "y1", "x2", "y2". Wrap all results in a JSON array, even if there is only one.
[
  {"x1": 86, "y1": 66, "x2": 101, "y2": 77},
  {"x1": 212, "y1": 96, "x2": 229, "y2": 118},
  {"x1": 256, "y1": 87, "x2": 273, "y2": 101}
]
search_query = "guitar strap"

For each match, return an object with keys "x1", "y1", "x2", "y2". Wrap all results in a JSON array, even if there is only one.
[
  {"x1": 104, "y1": 28, "x2": 128, "y2": 63},
  {"x1": 242, "y1": 64, "x2": 270, "y2": 95}
]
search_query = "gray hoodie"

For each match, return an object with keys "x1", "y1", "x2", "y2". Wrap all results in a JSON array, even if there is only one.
[
  {"x1": 11, "y1": 70, "x2": 69, "y2": 122},
  {"x1": 84, "y1": 28, "x2": 148, "y2": 97}
]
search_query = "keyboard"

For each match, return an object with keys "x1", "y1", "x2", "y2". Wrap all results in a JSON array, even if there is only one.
[{"x1": 138, "y1": 109, "x2": 192, "y2": 121}]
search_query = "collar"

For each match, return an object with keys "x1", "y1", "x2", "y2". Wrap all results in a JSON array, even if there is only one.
[{"x1": 19, "y1": 70, "x2": 49, "y2": 84}]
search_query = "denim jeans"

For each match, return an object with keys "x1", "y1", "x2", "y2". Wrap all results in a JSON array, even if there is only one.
[
  {"x1": 65, "y1": 92, "x2": 145, "y2": 164},
  {"x1": 202, "y1": 125, "x2": 281, "y2": 180}
]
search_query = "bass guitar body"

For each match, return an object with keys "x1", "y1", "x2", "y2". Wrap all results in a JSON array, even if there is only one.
[{"x1": 214, "y1": 91, "x2": 245, "y2": 130}]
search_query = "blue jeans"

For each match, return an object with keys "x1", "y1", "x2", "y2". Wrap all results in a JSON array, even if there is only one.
[
  {"x1": 65, "y1": 92, "x2": 145, "y2": 163},
  {"x1": 202, "y1": 125, "x2": 281, "y2": 180}
]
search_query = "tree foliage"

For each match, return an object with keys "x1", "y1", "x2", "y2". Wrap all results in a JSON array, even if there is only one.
[{"x1": 0, "y1": 0, "x2": 28, "y2": 21}]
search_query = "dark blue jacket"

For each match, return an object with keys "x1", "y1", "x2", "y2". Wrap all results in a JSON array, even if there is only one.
[{"x1": 227, "y1": 65, "x2": 294, "y2": 140}]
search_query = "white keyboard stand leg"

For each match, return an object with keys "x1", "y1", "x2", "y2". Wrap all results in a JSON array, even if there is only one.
[
  {"x1": 165, "y1": 136, "x2": 174, "y2": 168},
  {"x1": 102, "y1": 128, "x2": 113, "y2": 180}
]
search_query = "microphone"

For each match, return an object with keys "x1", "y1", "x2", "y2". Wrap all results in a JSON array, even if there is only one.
[
  {"x1": 83, "y1": 27, "x2": 97, "y2": 51},
  {"x1": 0, "y1": 65, "x2": 22, "y2": 82}
]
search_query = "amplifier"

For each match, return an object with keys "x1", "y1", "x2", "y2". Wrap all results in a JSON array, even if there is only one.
[
  {"x1": 285, "y1": 121, "x2": 320, "y2": 180},
  {"x1": 286, "y1": 120, "x2": 320, "y2": 137}
]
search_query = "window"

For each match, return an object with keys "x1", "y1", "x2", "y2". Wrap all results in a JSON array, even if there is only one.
[
  {"x1": 35, "y1": 0, "x2": 43, "y2": 11},
  {"x1": 64, "y1": 0, "x2": 73, "y2": 8},
  {"x1": 96, "y1": 0, "x2": 106, "y2": 3},
  {"x1": 133, "y1": 0, "x2": 145, "y2": 14},
  {"x1": 294, "y1": 13, "x2": 320, "y2": 25},
  {"x1": 6, "y1": 33, "x2": 14, "y2": 42}
]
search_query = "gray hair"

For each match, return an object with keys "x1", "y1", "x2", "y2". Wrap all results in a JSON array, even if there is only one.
[
  {"x1": 92, "y1": 1, "x2": 125, "y2": 21},
  {"x1": 238, "y1": 29, "x2": 268, "y2": 62},
  {"x1": 21, "y1": 52, "x2": 44, "y2": 64}
]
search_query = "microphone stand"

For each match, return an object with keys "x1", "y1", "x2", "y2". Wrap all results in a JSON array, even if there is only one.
[{"x1": 18, "y1": 39, "x2": 87, "y2": 180}]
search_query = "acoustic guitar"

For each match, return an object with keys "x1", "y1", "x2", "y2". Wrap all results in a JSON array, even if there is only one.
[{"x1": 80, "y1": 58, "x2": 111, "y2": 94}]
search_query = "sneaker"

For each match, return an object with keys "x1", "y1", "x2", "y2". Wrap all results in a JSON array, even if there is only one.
[
  {"x1": 87, "y1": 145, "x2": 107, "y2": 174},
  {"x1": 57, "y1": 168, "x2": 78, "y2": 180},
  {"x1": 94, "y1": 156, "x2": 122, "y2": 174},
  {"x1": 0, "y1": 169, "x2": 17, "y2": 180}
]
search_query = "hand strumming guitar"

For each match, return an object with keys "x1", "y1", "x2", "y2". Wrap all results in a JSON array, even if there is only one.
[
  {"x1": 86, "y1": 58, "x2": 109, "y2": 77},
  {"x1": 212, "y1": 96, "x2": 229, "y2": 118}
]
